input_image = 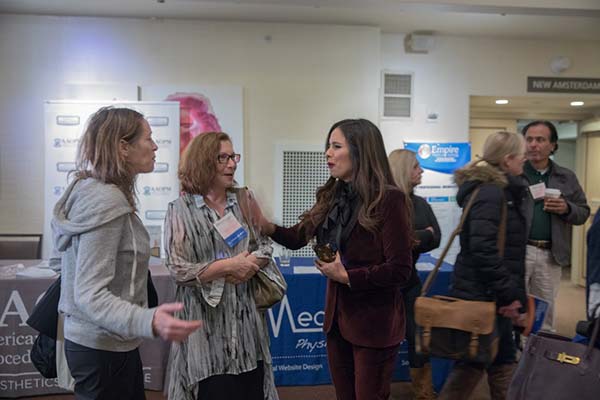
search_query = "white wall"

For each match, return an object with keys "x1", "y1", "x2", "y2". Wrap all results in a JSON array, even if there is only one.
[
  {"x1": 381, "y1": 34, "x2": 600, "y2": 282},
  {"x1": 0, "y1": 15, "x2": 381, "y2": 236},
  {"x1": 3, "y1": 15, "x2": 600, "y2": 242},
  {"x1": 380, "y1": 34, "x2": 600, "y2": 151}
]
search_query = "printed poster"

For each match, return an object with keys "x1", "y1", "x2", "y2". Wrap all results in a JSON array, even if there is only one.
[
  {"x1": 142, "y1": 85, "x2": 244, "y2": 185},
  {"x1": 404, "y1": 142, "x2": 471, "y2": 264},
  {"x1": 43, "y1": 101, "x2": 180, "y2": 259}
]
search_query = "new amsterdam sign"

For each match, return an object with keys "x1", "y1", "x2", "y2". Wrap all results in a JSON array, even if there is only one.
[{"x1": 528, "y1": 76, "x2": 600, "y2": 94}]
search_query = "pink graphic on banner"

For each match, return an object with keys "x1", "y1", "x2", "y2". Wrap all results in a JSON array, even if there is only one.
[{"x1": 165, "y1": 92, "x2": 222, "y2": 154}]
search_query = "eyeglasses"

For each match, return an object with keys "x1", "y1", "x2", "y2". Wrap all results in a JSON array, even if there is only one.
[{"x1": 217, "y1": 153, "x2": 241, "y2": 164}]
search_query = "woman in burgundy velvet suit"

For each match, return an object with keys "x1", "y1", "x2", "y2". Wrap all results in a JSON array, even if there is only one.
[{"x1": 257, "y1": 119, "x2": 413, "y2": 400}]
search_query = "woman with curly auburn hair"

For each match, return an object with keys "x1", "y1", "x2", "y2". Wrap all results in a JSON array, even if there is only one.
[{"x1": 164, "y1": 132, "x2": 280, "y2": 400}]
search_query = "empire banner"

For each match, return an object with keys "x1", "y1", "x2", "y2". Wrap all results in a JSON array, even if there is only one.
[{"x1": 403, "y1": 142, "x2": 471, "y2": 264}]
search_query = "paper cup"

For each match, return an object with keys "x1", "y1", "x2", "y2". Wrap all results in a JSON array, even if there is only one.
[{"x1": 545, "y1": 188, "x2": 561, "y2": 198}]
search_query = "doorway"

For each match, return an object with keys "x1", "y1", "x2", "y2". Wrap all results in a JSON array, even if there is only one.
[{"x1": 469, "y1": 95, "x2": 600, "y2": 285}]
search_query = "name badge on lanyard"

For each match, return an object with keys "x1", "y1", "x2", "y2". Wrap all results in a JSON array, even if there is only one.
[
  {"x1": 529, "y1": 182, "x2": 546, "y2": 201},
  {"x1": 214, "y1": 212, "x2": 247, "y2": 248}
]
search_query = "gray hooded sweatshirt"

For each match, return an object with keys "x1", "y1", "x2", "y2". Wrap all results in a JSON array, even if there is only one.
[{"x1": 52, "y1": 177, "x2": 156, "y2": 352}]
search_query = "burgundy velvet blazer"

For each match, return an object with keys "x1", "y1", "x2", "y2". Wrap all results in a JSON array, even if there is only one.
[{"x1": 271, "y1": 188, "x2": 413, "y2": 348}]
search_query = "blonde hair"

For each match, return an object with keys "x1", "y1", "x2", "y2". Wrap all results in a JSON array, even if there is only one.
[
  {"x1": 388, "y1": 149, "x2": 418, "y2": 196},
  {"x1": 481, "y1": 131, "x2": 525, "y2": 167},
  {"x1": 76, "y1": 106, "x2": 146, "y2": 207},
  {"x1": 178, "y1": 132, "x2": 232, "y2": 195}
]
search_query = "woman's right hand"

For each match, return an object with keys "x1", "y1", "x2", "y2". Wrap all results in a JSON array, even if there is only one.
[
  {"x1": 228, "y1": 251, "x2": 260, "y2": 281},
  {"x1": 247, "y1": 253, "x2": 269, "y2": 269},
  {"x1": 498, "y1": 300, "x2": 522, "y2": 319},
  {"x1": 512, "y1": 313, "x2": 528, "y2": 327},
  {"x1": 152, "y1": 303, "x2": 202, "y2": 342},
  {"x1": 225, "y1": 254, "x2": 266, "y2": 284}
]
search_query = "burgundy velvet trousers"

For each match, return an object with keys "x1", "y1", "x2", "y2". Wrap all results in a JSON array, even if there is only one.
[{"x1": 326, "y1": 326, "x2": 400, "y2": 400}]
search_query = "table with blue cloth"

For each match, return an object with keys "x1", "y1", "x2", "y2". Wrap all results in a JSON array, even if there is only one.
[
  {"x1": 0, "y1": 256, "x2": 452, "y2": 397},
  {"x1": 267, "y1": 254, "x2": 453, "y2": 391}
]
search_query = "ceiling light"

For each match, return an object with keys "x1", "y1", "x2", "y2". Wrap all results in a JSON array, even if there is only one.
[
  {"x1": 570, "y1": 101, "x2": 584, "y2": 107},
  {"x1": 495, "y1": 99, "x2": 509, "y2": 105}
]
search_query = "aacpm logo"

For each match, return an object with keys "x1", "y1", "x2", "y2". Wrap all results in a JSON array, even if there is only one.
[
  {"x1": 142, "y1": 186, "x2": 172, "y2": 196},
  {"x1": 154, "y1": 139, "x2": 172, "y2": 148},
  {"x1": 53, "y1": 186, "x2": 66, "y2": 196},
  {"x1": 267, "y1": 295, "x2": 324, "y2": 338},
  {"x1": 53, "y1": 138, "x2": 80, "y2": 148}
]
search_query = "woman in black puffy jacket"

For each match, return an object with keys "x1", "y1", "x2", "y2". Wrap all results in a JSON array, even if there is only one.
[{"x1": 439, "y1": 131, "x2": 528, "y2": 400}]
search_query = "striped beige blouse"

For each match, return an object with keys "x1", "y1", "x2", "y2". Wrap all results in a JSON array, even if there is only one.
[{"x1": 164, "y1": 191, "x2": 279, "y2": 400}]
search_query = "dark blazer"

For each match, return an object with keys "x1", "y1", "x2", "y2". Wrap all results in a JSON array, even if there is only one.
[{"x1": 272, "y1": 187, "x2": 413, "y2": 348}]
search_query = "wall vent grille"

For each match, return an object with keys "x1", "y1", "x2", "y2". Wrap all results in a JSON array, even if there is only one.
[
  {"x1": 281, "y1": 150, "x2": 329, "y2": 256},
  {"x1": 383, "y1": 73, "x2": 412, "y2": 118}
]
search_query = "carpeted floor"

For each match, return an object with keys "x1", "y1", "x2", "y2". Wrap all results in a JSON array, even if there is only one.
[{"x1": 16, "y1": 269, "x2": 586, "y2": 400}]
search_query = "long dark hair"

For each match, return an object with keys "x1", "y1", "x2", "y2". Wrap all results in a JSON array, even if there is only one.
[{"x1": 299, "y1": 119, "x2": 400, "y2": 236}]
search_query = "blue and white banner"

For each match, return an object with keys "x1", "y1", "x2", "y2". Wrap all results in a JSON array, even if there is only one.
[
  {"x1": 404, "y1": 142, "x2": 471, "y2": 264},
  {"x1": 268, "y1": 266, "x2": 330, "y2": 386},
  {"x1": 268, "y1": 257, "x2": 454, "y2": 389},
  {"x1": 404, "y1": 142, "x2": 470, "y2": 174}
]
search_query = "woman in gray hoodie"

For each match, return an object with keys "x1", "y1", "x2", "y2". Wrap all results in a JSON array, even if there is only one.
[{"x1": 52, "y1": 107, "x2": 201, "y2": 400}]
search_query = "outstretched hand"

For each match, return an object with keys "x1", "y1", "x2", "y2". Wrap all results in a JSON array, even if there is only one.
[
  {"x1": 248, "y1": 194, "x2": 274, "y2": 236},
  {"x1": 152, "y1": 302, "x2": 202, "y2": 342}
]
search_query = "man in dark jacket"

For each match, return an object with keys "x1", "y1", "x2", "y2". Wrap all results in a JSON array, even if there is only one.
[{"x1": 519, "y1": 120, "x2": 590, "y2": 332}]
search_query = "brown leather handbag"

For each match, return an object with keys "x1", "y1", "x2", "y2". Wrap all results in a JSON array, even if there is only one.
[
  {"x1": 507, "y1": 318, "x2": 600, "y2": 400},
  {"x1": 415, "y1": 186, "x2": 506, "y2": 364}
]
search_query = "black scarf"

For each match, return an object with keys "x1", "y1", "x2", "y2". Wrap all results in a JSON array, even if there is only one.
[{"x1": 317, "y1": 181, "x2": 360, "y2": 252}]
